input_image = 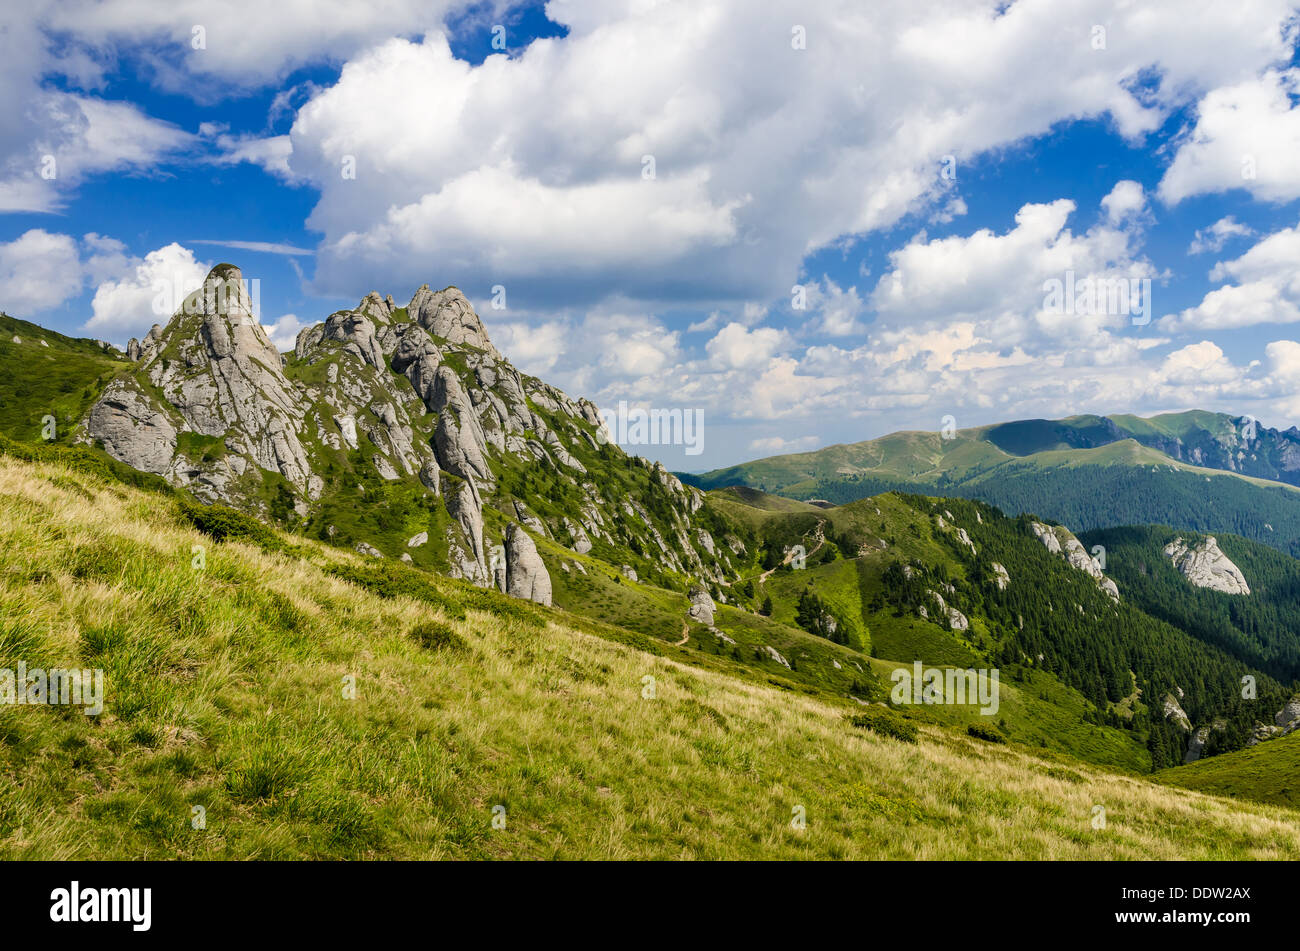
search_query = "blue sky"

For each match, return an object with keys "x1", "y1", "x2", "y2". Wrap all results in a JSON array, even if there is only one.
[{"x1": 3, "y1": 0, "x2": 1300, "y2": 470}]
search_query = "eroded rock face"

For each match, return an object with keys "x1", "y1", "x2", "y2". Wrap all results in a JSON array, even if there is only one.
[
  {"x1": 687, "y1": 584, "x2": 716, "y2": 626},
  {"x1": 1162, "y1": 692, "x2": 1192, "y2": 733},
  {"x1": 505, "y1": 522, "x2": 551, "y2": 606},
  {"x1": 1164, "y1": 536, "x2": 1250, "y2": 595},
  {"x1": 991, "y1": 562, "x2": 1010, "y2": 591},
  {"x1": 409, "y1": 285, "x2": 499, "y2": 354}
]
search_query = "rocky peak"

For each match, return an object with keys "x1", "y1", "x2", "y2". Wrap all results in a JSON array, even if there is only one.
[
  {"x1": 1163, "y1": 536, "x2": 1250, "y2": 595},
  {"x1": 409, "y1": 284, "x2": 498, "y2": 355},
  {"x1": 81, "y1": 264, "x2": 317, "y2": 510},
  {"x1": 79, "y1": 263, "x2": 734, "y2": 606}
]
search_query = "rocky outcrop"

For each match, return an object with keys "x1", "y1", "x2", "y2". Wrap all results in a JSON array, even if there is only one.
[
  {"x1": 1030, "y1": 521, "x2": 1119, "y2": 600},
  {"x1": 687, "y1": 584, "x2": 715, "y2": 626},
  {"x1": 504, "y1": 522, "x2": 552, "y2": 606},
  {"x1": 409, "y1": 285, "x2": 499, "y2": 355},
  {"x1": 1162, "y1": 692, "x2": 1192, "y2": 733},
  {"x1": 990, "y1": 562, "x2": 1010, "y2": 591},
  {"x1": 1184, "y1": 718, "x2": 1227, "y2": 764},
  {"x1": 927, "y1": 590, "x2": 969, "y2": 631},
  {"x1": 1163, "y1": 536, "x2": 1250, "y2": 594},
  {"x1": 79, "y1": 263, "x2": 735, "y2": 597}
]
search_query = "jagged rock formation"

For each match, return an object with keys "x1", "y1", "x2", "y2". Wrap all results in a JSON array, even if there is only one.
[
  {"x1": 82, "y1": 266, "x2": 317, "y2": 510},
  {"x1": 991, "y1": 562, "x2": 1010, "y2": 591},
  {"x1": 1163, "y1": 536, "x2": 1250, "y2": 595},
  {"x1": 1184, "y1": 718, "x2": 1227, "y2": 764},
  {"x1": 79, "y1": 263, "x2": 731, "y2": 604},
  {"x1": 927, "y1": 590, "x2": 969, "y2": 631},
  {"x1": 1030, "y1": 521, "x2": 1120, "y2": 601}
]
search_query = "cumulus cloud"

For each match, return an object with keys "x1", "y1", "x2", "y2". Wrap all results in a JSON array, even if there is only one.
[
  {"x1": 275, "y1": 0, "x2": 1298, "y2": 311},
  {"x1": 1189, "y1": 216, "x2": 1254, "y2": 255},
  {"x1": 706, "y1": 323, "x2": 791, "y2": 370},
  {"x1": 85, "y1": 243, "x2": 211, "y2": 339},
  {"x1": 1100, "y1": 180, "x2": 1148, "y2": 226},
  {"x1": 0, "y1": 230, "x2": 84, "y2": 315},
  {"x1": 749, "y1": 435, "x2": 820, "y2": 453},
  {"x1": 1161, "y1": 220, "x2": 1300, "y2": 332},
  {"x1": 1160, "y1": 68, "x2": 1300, "y2": 205},
  {"x1": 869, "y1": 192, "x2": 1157, "y2": 347},
  {"x1": 262, "y1": 313, "x2": 304, "y2": 352}
]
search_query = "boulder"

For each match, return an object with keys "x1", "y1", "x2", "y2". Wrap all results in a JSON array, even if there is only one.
[{"x1": 505, "y1": 523, "x2": 552, "y2": 606}]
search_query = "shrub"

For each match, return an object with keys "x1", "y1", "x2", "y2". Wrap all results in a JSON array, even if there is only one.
[
  {"x1": 409, "y1": 621, "x2": 468, "y2": 652},
  {"x1": 325, "y1": 562, "x2": 465, "y2": 620},
  {"x1": 967, "y1": 723, "x2": 1007, "y2": 744},
  {"x1": 849, "y1": 707, "x2": 918, "y2": 744},
  {"x1": 178, "y1": 498, "x2": 281, "y2": 550}
]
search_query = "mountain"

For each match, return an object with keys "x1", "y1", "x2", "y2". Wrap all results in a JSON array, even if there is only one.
[
  {"x1": 0, "y1": 311, "x2": 127, "y2": 443},
  {"x1": 5, "y1": 450, "x2": 1298, "y2": 859},
  {"x1": 75, "y1": 264, "x2": 734, "y2": 599},
  {"x1": 683, "y1": 413, "x2": 1300, "y2": 557}
]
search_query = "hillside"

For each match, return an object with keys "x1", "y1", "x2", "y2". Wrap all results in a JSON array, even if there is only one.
[
  {"x1": 0, "y1": 313, "x2": 127, "y2": 443},
  {"x1": 2, "y1": 451, "x2": 1299, "y2": 859},
  {"x1": 1080, "y1": 526, "x2": 1300, "y2": 686},
  {"x1": 697, "y1": 488, "x2": 1297, "y2": 771},
  {"x1": 684, "y1": 414, "x2": 1300, "y2": 557},
  {"x1": 1154, "y1": 732, "x2": 1300, "y2": 810}
]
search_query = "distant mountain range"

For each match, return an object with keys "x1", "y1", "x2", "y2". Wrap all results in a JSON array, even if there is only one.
[{"x1": 682, "y1": 411, "x2": 1300, "y2": 557}]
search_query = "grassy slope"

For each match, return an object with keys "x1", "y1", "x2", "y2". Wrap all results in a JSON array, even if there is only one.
[
  {"x1": 3, "y1": 454, "x2": 1299, "y2": 858},
  {"x1": 1153, "y1": 733, "x2": 1300, "y2": 810},
  {"x1": 0, "y1": 315, "x2": 128, "y2": 443}
]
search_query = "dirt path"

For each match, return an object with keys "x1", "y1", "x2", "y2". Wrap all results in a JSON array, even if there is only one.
[
  {"x1": 756, "y1": 519, "x2": 826, "y2": 585},
  {"x1": 674, "y1": 619, "x2": 689, "y2": 647}
]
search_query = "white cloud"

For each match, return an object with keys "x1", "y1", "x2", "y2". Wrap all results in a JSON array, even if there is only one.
[
  {"x1": 279, "y1": 0, "x2": 1298, "y2": 311},
  {"x1": 85, "y1": 243, "x2": 211, "y2": 339},
  {"x1": 1160, "y1": 68, "x2": 1300, "y2": 205},
  {"x1": 43, "y1": 0, "x2": 461, "y2": 94},
  {"x1": 749, "y1": 435, "x2": 820, "y2": 453},
  {"x1": 207, "y1": 133, "x2": 296, "y2": 181},
  {"x1": 189, "y1": 239, "x2": 315, "y2": 256},
  {"x1": 869, "y1": 192, "x2": 1156, "y2": 347},
  {"x1": 799, "y1": 278, "x2": 868, "y2": 337},
  {"x1": 1100, "y1": 180, "x2": 1148, "y2": 226},
  {"x1": 1188, "y1": 216, "x2": 1254, "y2": 255},
  {"x1": 0, "y1": 230, "x2": 84, "y2": 315},
  {"x1": 1161, "y1": 220, "x2": 1300, "y2": 332},
  {"x1": 0, "y1": 93, "x2": 194, "y2": 213},
  {"x1": 490, "y1": 320, "x2": 570, "y2": 375},
  {"x1": 706, "y1": 322, "x2": 791, "y2": 370},
  {"x1": 262, "y1": 313, "x2": 304, "y2": 352}
]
